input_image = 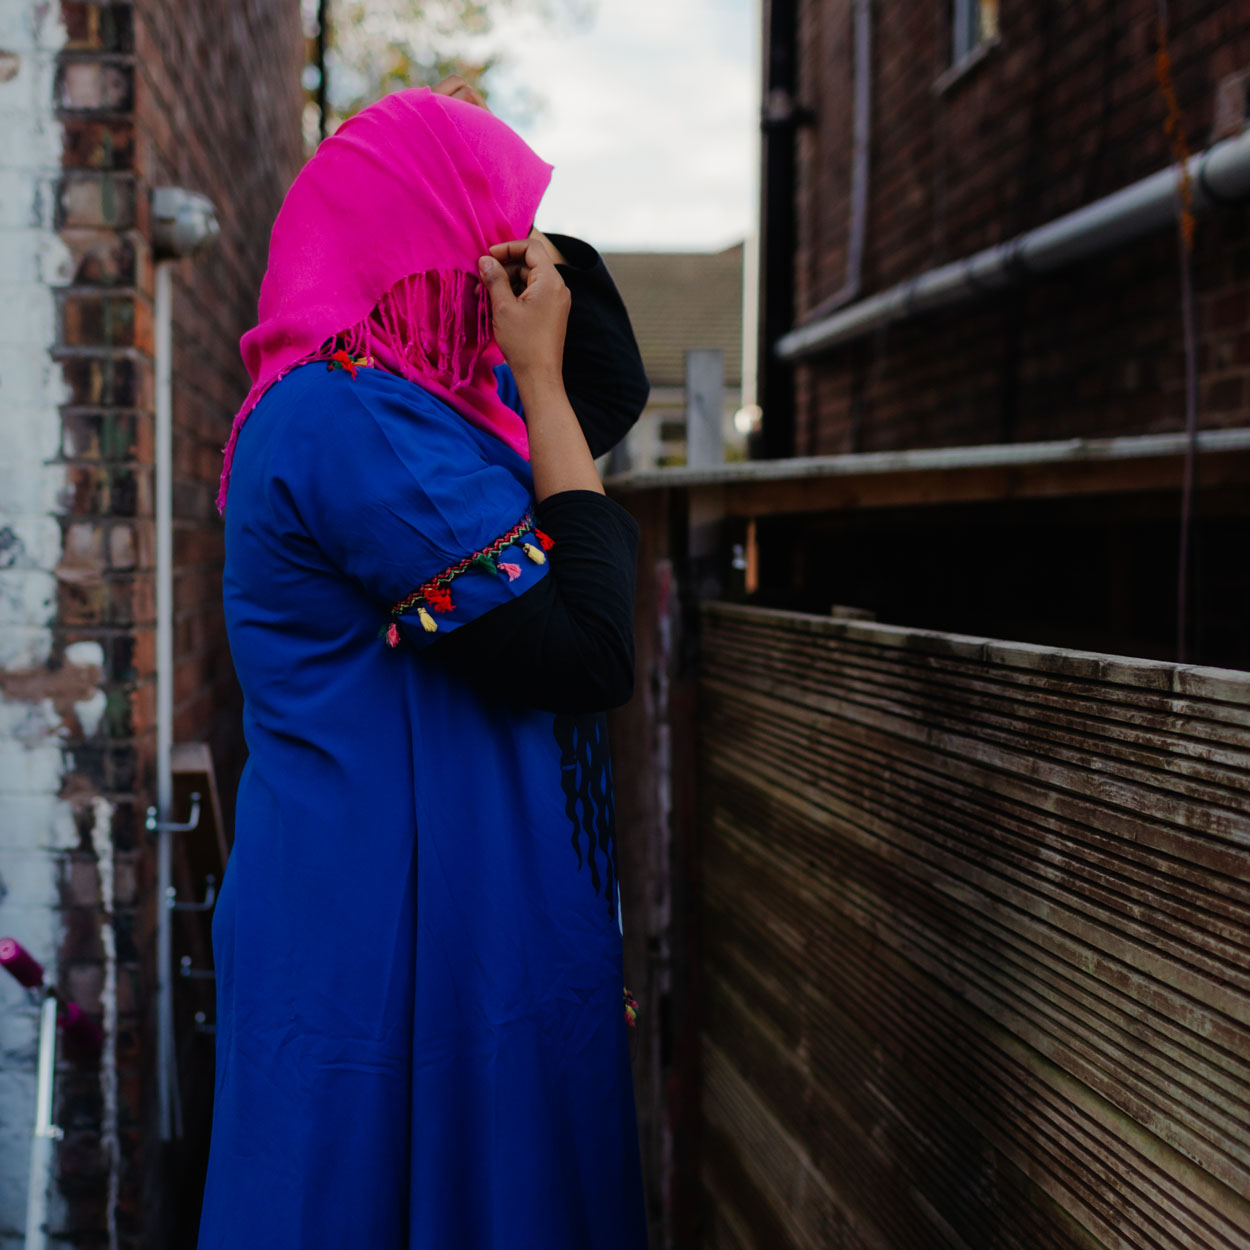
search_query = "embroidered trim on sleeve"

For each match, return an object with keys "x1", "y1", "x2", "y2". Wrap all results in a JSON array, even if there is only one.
[{"x1": 381, "y1": 511, "x2": 555, "y2": 644}]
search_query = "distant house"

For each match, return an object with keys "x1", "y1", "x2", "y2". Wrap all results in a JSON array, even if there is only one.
[{"x1": 601, "y1": 244, "x2": 745, "y2": 469}]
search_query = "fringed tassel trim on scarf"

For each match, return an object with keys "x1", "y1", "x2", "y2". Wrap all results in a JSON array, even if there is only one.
[
  {"x1": 380, "y1": 511, "x2": 553, "y2": 647},
  {"x1": 217, "y1": 269, "x2": 493, "y2": 514}
]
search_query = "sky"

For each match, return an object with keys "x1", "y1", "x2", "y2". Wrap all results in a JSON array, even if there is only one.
[{"x1": 481, "y1": 0, "x2": 759, "y2": 253}]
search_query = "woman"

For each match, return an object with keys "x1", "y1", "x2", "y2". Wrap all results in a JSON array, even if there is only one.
[{"x1": 198, "y1": 81, "x2": 650, "y2": 1249}]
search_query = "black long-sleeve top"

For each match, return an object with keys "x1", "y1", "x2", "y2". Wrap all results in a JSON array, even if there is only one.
[
  {"x1": 545, "y1": 233, "x2": 650, "y2": 458},
  {"x1": 426, "y1": 235, "x2": 648, "y2": 714}
]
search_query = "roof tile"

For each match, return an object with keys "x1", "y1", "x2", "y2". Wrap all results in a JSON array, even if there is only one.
[{"x1": 601, "y1": 243, "x2": 744, "y2": 389}]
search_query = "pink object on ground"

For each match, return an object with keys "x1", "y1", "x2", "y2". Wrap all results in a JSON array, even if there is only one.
[
  {"x1": 58, "y1": 1002, "x2": 103, "y2": 1056},
  {"x1": 0, "y1": 936, "x2": 44, "y2": 988},
  {"x1": 218, "y1": 87, "x2": 554, "y2": 511}
]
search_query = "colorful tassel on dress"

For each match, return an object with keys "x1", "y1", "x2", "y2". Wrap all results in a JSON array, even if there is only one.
[
  {"x1": 417, "y1": 606, "x2": 437, "y2": 633},
  {"x1": 425, "y1": 585, "x2": 455, "y2": 613},
  {"x1": 385, "y1": 622, "x2": 401, "y2": 648},
  {"x1": 327, "y1": 349, "x2": 356, "y2": 378},
  {"x1": 386, "y1": 510, "x2": 536, "y2": 619},
  {"x1": 535, "y1": 529, "x2": 554, "y2": 551},
  {"x1": 328, "y1": 348, "x2": 359, "y2": 379},
  {"x1": 624, "y1": 988, "x2": 638, "y2": 1029}
]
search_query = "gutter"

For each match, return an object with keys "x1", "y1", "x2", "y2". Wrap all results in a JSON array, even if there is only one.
[
  {"x1": 606, "y1": 425, "x2": 1250, "y2": 493},
  {"x1": 776, "y1": 125, "x2": 1250, "y2": 361}
]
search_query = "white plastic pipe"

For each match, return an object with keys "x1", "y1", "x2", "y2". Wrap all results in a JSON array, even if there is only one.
[
  {"x1": 149, "y1": 187, "x2": 217, "y2": 1143},
  {"x1": 777, "y1": 124, "x2": 1250, "y2": 360},
  {"x1": 154, "y1": 260, "x2": 178, "y2": 1141},
  {"x1": 24, "y1": 993, "x2": 60, "y2": 1250}
]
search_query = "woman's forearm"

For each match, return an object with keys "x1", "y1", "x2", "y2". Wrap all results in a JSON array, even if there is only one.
[
  {"x1": 478, "y1": 241, "x2": 604, "y2": 501},
  {"x1": 511, "y1": 366, "x2": 605, "y2": 502}
]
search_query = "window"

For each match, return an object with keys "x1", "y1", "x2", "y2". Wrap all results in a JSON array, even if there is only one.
[{"x1": 952, "y1": 0, "x2": 1000, "y2": 66}]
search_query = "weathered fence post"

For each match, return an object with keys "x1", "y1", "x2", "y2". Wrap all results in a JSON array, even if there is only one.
[{"x1": 685, "y1": 349, "x2": 725, "y2": 469}]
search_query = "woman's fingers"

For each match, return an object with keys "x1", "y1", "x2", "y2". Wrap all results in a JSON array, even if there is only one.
[
  {"x1": 528, "y1": 227, "x2": 568, "y2": 266},
  {"x1": 477, "y1": 254, "x2": 513, "y2": 303},
  {"x1": 500, "y1": 261, "x2": 527, "y2": 296},
  {"x1": 432, "y1": 74, "x2": 489, "y2": 111},
  {"x1": 489, "y1": 238, "x2": 543, "y2": 267},
  {"x1": 478, "y1": 250, "x2": 570, "y2": 379},
  {"x1": 492, "y1": 247, "x2": 526, "y2": 294},
  {"x1": 489, "y1": 238, "x2": 553, "y2": 296}
]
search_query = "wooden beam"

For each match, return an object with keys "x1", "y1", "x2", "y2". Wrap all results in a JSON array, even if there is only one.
[{"x1": 607, "y1": 428, "x2": 1250, "y2": 518}]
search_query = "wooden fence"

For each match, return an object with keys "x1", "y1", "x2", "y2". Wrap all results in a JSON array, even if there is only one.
[{"x1": 697, "y1": 601, "x2": 1250, "y2": 1250}]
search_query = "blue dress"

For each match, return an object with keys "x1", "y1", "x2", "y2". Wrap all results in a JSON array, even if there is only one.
[{"x1": 198, "y1": 361, "x2": 647, "y2": 1249}]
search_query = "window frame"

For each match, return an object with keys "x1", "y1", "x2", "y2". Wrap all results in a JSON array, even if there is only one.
[{"x1": 937, "y1": 0, "x2": 1001, "y2": 93}]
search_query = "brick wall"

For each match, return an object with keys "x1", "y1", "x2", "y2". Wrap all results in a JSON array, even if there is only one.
[
  {"x1": 130, "y1": 0, "x2": 303, "y2": 802},
  {"x1": 790, "y1": 0, "x2": 1250, "y2": 455},
  {"x1": 0, "y1": 2, "x2": 303, "y2": 1246}
]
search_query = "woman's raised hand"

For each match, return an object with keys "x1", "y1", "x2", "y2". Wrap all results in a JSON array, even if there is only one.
[
  {"x1": 433, "y1": 74, "x2": 488, "y2": 111},
  {"x1": 478, "y1": 239, "x2": 602, "y2": 498},
  {"x1": 478, "y1": 240, "x2": 572, "y2": 382}
]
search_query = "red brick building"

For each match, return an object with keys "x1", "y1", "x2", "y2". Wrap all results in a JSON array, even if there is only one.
[
  {"x1": 755, "y1": 0, "x2": 1250, "y2": 669},
  {"x1": 0, "y1": 3, "x2": 303, "y2": 1246}
]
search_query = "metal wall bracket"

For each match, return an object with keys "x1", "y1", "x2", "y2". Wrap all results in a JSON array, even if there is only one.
[
  {"x1": 167, "y1": 875, "x2": 216, "y2": 912},
  {"x1": 194, "y1": 1011, "x2": 217, "y2": 1036},
  {"x1": 179, "y1": 956, "x2": 216, "y2": 982},
  {"x1": 146, "y1": 793, "x2": 202, "y2": 836}
]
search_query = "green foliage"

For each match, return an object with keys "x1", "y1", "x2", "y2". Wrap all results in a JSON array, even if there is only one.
[{"x1": 307, "y1": 0, "x2": 592, "y2": 131}]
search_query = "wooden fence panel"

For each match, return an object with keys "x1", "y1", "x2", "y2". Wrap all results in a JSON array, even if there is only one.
[{"x1": 698, "y1": 602, "x2": 1250, "y2": 1250}]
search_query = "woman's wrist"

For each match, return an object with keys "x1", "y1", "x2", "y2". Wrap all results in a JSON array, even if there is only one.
[
  {"x1": 519, "y1": 375, "x2": 605, "y2": 499},
  {"x1": 511, "y1": 361, "x2": 566, "y2": 397}
]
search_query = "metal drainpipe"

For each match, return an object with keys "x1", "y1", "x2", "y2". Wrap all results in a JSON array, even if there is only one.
[
  {"x1": 757, "y1": 0, "x2": 808, "y2": 459},
  {"x1": 149, "y1": 187, "x2": 220, "y2": 1141},
  {"x1": 805, "y1": 0, "x2": 872, "y2": 321},
  {"x1": 776, "y1": 124, "x2": 1250, "y2": 361},
  {"x1": 316, "y1": 0, "x2": 330, "y2": 142}
]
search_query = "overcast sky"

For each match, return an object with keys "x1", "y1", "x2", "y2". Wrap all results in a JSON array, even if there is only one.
[{"x1": 483, "y1": 0, "x2": 759, "y2": 253}]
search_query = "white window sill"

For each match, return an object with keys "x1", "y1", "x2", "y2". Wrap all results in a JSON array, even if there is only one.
[{"x1": 934, "y1": 36, "x2": 1001, "y2": 95}]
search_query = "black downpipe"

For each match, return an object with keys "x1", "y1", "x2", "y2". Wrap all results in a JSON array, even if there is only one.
[
  {"x1": 757, "y1": 0, "x2": 802, "y2": 460},
  {"x1": 316, "y1": 0, "x2": 330, "y2": 143}
]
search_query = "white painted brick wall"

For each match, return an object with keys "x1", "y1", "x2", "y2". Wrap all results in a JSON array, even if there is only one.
[{"x1": 0, "y1": 3, "x2": 74, "y2": 1246}]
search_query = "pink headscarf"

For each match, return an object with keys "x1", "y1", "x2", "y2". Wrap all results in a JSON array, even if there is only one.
[{"x1": 218, "y1": 87, "x2": 554, "y2": 511}]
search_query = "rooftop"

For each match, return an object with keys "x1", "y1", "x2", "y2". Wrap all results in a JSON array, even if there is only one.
[{"x1": 601, "y1": 244, "x2": 744, "y2": 390}]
